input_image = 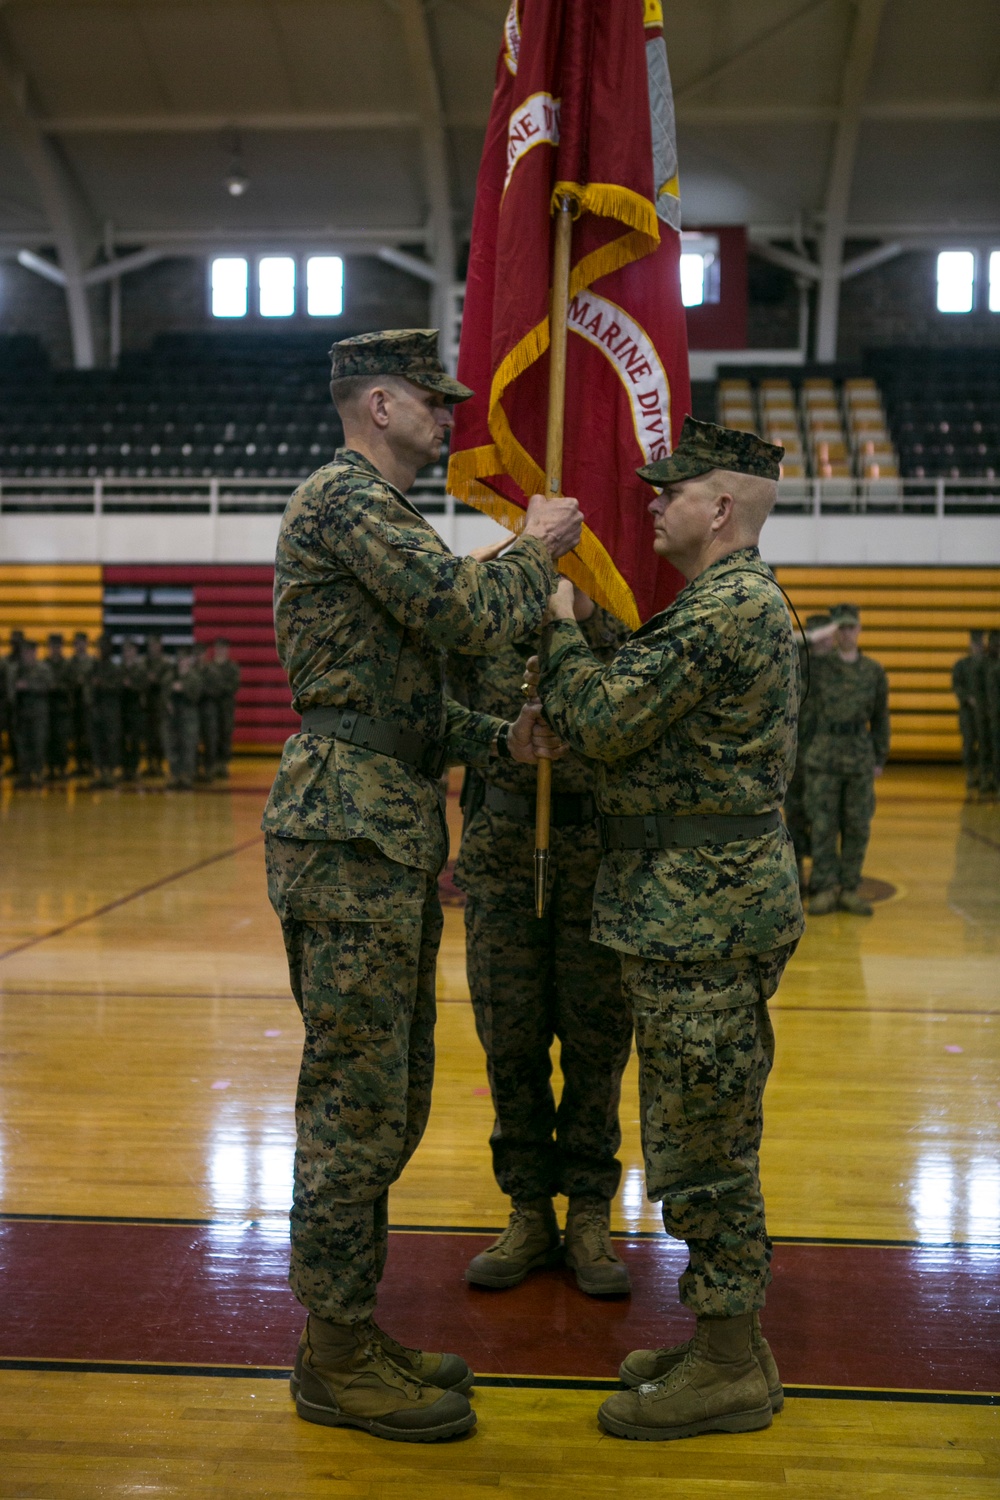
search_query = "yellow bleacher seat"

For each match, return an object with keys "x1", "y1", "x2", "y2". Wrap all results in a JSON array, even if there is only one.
[{"x1": 772, "y1": 566, "x2": 1000, "y2": 760}]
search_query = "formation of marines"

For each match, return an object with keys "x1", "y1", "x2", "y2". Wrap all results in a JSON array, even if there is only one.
[
  {"x1": 263, "y1": 328, "x2": 808, "y2": 1446},
  {"x1": 953, "y1": 628, "x2": 1000, "y2": 798},
  {"x1": 785, "y1": 603, "x2": 891, "y2": 916},
  {"x1": 0, "y1": 630, "x2": 240, "y2": 789}
]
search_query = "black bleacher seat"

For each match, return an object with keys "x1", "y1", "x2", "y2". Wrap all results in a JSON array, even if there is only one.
[
  {"x1": 869, "y1": 348, "x2": 1000, "y2": 479},
  {"x1": 0, "y1": 332, "x2": 344, "y2": 483}
]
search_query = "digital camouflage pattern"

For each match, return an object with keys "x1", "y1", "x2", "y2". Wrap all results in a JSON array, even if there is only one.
[
  {"x1": 262, "y1": 448, "x2": 557, "y2": 874},
  {"x1": 264, "y1": 445, "x2": 558, "y2": 1325},
  {"x1": 12, "y1": 659, "x2": 53, "y2": 783},
  {"x1": 804, "y1": 650, "x2": 890, "y2": 893},
  {"x1": 637, "y1": 416, "x2": 784, "y2": 487},
  {"x1": 163, "y1": 666, "x2": 201, "y2": 786},
  {"x1": 265, "y1": 833, "x2": 439, "y2": 1324},
  {"x1": 448, "y1": 609, "x2": 632, "y2": 1205},
  {"x1": 329, "y1": 328, "x2": 473, "y2": 404},
  {"x1": 980, "y1": 638, "x2": 1000, "y2": 793},
  {"x1": 68, "y1": 646, "x2": 94, "y2": 772},
  {"x1": 143, "y1": 650, "x2": 174, "y2": 773},
  {"x1": 621, "y1": 943, "x2": 794, "y2": 1316},
  {"x1": 539, "y1": 547, "x2": 805, "y2": 962},
  {"x1": 45, "y1": 652, "x2": 74, "y2": 777},
  {"x1": 87, "y1": 655, "x2": 124, "y2": 781}
]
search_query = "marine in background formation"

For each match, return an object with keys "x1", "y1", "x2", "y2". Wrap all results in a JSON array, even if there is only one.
[
  {"x1": 450, "y1": 590, "x2": 633, "y2": 1298},
  {"x1": 68, "y1": 631, "x2": 94, "y2": 775},
  {"x1": 143, "y1": 634, "x2": 174, "y2": 777},
  {"x1": 11, "y1": 638, "x2": 53, "y2": 788},
  {"x1": 782, "y1": 611, "x2": 837, "y2": 889},
  {"x1": 985, "y1": 631, "x2": 1000, "y2": 796},
  {"x1": 263, "y1": 328, "x2": 582, "y2": 1443},
  {"x1": 537, "y1": 418, "x2": 804, "y2": 1442},
  {"x1": 805, "y1": 603, "x2": 890, "y2": 916}
]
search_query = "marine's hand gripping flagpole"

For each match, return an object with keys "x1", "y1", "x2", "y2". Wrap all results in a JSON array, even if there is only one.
[{"x1": 534, "y1": 193, "x2": 575, "y2": 919}]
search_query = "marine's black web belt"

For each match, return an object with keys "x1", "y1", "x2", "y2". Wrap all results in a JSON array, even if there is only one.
[
  {"x1": 483, "y1": 782, "x2": 596, "y2": 828},
  {"x1": 299, "y1": 707, "x2": 448, "y2": 779},
  {"x1": 599, "y1": 809, "x2": 782, "y2": 851}
]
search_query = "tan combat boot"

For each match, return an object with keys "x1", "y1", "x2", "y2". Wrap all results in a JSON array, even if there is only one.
[
  {"x1": 809, "y1": 887, "x2": 839, "y2": 915},
  {"x1": 618, "y1": 1310, "x2": 783, "y2": 1411},
  {"x1": 289, "y1": 1321, "x2": 474, "y2": 1400},
  {"x1": 465, "y1": 1197, "x2": 561, "y2": 1289},
  {"x1": 563, "y1": 1197, "x2": 631, "y2": 1296},
  {"x1": 838, "y1": 887, "x2": 873, "y2": 916},
  {"x1": 598, "y1": 1312, "x2": 772, "y2": 1441},
  {"x1": 294, "y1": 1314, "x2": 476, "y2": 1442}
]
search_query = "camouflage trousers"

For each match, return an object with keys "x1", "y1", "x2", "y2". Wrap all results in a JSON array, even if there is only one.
[
  {"x1": 957, "y1": 702, "x2": 978, "y2": 788},
  {"x1": 90, "y1": 693, "x2": 122, "y2": 778},
  {"x1": 164, "y1": 703, "x2": 199, "y2": 785},
  {"x1": 47, "y1": 694, "x2": 72, "y2": 776},
  {"x1": 464, "y1": 894, "x2": 631, "y2": 1205},
  {"x1": 265, "y1": 833, "x2": 440, "y2": 1324},
  {"x1": 621, "y1": 944, "x2": 795, "y2": 1318},
  {"x1": 15, "y1": 694, "x2": 50, "y2": 781},
  {"x1": 807, "y1": 769, "x2": 875, "y2": 893}
]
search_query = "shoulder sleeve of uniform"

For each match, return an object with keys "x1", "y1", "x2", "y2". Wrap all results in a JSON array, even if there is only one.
[
  {"x1": 305, "y1": 467, "x2": 557, "y2": 651},
  {"x1": 540, "y1": 591, "x2": 735, "y2": 762}
]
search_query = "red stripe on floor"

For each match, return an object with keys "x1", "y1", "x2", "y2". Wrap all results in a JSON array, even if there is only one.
[{"x1": 1, "y1": 1223, "x2": 996, "y2": 1393}]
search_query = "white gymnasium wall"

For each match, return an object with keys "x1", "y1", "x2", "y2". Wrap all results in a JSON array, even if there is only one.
[{"x1": 1, "y1": 506, "x2": 997, "y2": 566}]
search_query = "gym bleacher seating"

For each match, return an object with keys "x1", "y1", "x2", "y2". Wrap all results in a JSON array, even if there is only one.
[
  {"x1": 775, "y1": 566, "x2": 1000, "y2": 759},
  {"x1": 715, "y1": 369, "x2": 899, "y2": 481},
  {"x1": 0, "y1": 332, "x2": 343, "y2": 481},
  {"x1": 867, "y1": 348, "x2": 1000, "y2": 481}
]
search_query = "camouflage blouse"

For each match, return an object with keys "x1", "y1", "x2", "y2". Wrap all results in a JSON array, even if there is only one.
[
  {"x1": 803, "y1": 652, "x2": 890, "y2": 773},
  {"x1": 262, "y1": 449, "x2": 557, "y2": 871},
  {"x1": 539, "y1": 547, "x2": 805, "y2": 962}
]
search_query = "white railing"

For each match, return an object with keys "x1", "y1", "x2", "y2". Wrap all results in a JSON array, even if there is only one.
[{"x1": 0, "y1": 473, "x2": 997, "y2": 518}]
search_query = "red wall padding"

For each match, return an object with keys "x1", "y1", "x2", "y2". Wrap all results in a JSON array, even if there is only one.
[{"x1": 102, "y1": 565, "x2": 295, "y2": 749}]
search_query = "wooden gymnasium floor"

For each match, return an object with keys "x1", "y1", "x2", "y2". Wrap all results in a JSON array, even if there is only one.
[{"x1": 0, "y1": 760, "x2": 997, "y2": 1498}]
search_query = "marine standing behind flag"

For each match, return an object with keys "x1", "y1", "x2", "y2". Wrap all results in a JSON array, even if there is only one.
[{"x1": 448, "y1": 0, "x2": 690, "y2": 629}]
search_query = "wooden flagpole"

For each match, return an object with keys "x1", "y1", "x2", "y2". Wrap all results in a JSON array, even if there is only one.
[{"x1": 534, "y1": 194, "x2": 575, "y2": 919}]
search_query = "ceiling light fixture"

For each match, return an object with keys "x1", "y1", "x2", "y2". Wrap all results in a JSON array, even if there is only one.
[{"x1": 225, "y1": 172, "x2": 249, "y2": 197}]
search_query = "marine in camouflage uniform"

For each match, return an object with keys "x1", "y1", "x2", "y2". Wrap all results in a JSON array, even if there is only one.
[
  {"x1": 983, "y1": 630, "x2": 1000, "y2": 798},
  {"x1": 539, "y1": 418, "x2": 804, "y2": 1443},
  {"x1": 263, "y1": 329, "x2": 581, "y2": 1443},
  {"x1": 782, "y1": 611, "x2": 834, "y2": 883},
  {"x1": 449, "y1": 605, "x2": 633, "y2": 1296},
  {"x1": 805, "y1": 604, "x2": 890, "y2": 915},
  {"x1": 952, "y1": 631, "x2": 983, "y2": 794},
  {"x1": 3, "y1": 631, "x2": 26, "y2": 778},
  {"x1": 87, "y1": 637, "x2": 124, "y2": 789},
  {"x1": 208, "y1": 638, "x2": 241, "y2": 777},
  {"x1": 119, "y1": 639, "x2": 147, "y2": 783},
  {"x1": 12, "y1": 640, "x2": 53, "y2": 788},
  {"x1": 67, "y1": 632, "x2": 94, "y2": 776},
  {"x1": 163, "y1": 650, "x2": 201, "y2": 788},
  {"x1": 44, "y1": 634, "x2": 74, "y2": 780},
  {"x1": 142, "y1": 636, "x2": 173, "y2": 776}
]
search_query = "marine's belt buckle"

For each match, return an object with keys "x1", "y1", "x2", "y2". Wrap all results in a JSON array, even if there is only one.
[
  {"x1": 598, "y1": 814, "x2": 612, "y2": 849},
  {"x1": 338, "y1": 710, "x2": 358, "y2": 738},
  {"x1": 642, "y1": 815, "x2": 660, "y2": 849}
]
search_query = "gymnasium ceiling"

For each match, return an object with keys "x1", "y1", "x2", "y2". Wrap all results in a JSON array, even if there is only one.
[{"x1": 0, "y1": 0, "x2": 998, "y2": 265}]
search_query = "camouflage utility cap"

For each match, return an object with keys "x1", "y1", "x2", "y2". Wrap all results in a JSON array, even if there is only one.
[
  {"x1": 329, "y1": 329, "x2": 473, "y2": 403},
  {"x1": 637, "y1": 415, "x2": 784, "y2": 487},
  {"x1": 831, "y1": 603, "x2": 860, "y2": 623}
]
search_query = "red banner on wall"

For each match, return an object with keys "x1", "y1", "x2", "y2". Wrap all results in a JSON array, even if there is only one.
[{"x1": 447, "y1": 0, "x2": 691, "y2": 627}]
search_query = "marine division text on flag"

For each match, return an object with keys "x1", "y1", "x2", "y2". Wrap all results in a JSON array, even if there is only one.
[{"x1": 448, "y1": 0, "x2": 691, "y2": 627}]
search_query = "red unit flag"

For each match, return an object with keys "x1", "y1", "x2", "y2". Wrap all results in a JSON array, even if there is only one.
[{"x1": 448, "y1": 0, "x2": 691, "y2": 628}]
